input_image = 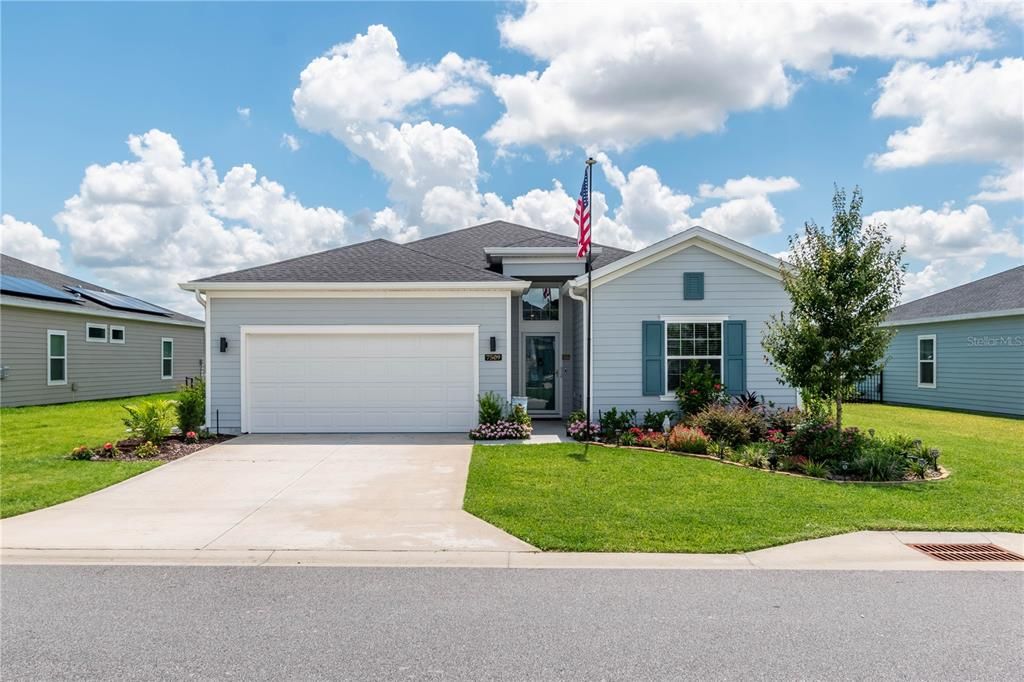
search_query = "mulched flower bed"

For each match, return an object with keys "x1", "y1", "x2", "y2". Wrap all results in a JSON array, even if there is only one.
[{"x1": 78, "y1": 434, "x2": 234, "y2": 463}]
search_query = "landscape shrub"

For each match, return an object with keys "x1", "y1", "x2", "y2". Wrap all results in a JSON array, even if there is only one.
[
  {"x1": 134, "y1": 441, "x2": 160, "y2": 458},
  {"x1": 732, "y1": 391, "x2": 764, "y2": 410},
  {"x1": 667, "y1": 425, "x2": 709, "y2": 454},
  {"x1": 478, "y1": 392, "x2": 504, "y2": 425},
  {"x1": 599, "y1": 407, "x2": 636, "y2": 436},
  {"x1": 675, "y1": 363, "x2": 728, "y2": 416},
  {"x1": 735, "y1": 442, "x2": 770, "y2": 468},
  {"x1": 851, "y1": 441, "x2": 909, "y2": 481},
  {"x1": 510, "y1": 403, "x2": 532, "y2": 427},
  {"x1": 469, "y1": 420, "x2": 532, "y2": 440},
  {"x1": 690, "y1": 404, "x2": 752, "y2": 450},
  {"x1": 801, "y1": 459, "x2": 831, "y2": 479},
  {"x1": 67, "y1": 445, "x2": 94, "y2": 460},
  {"x1": 619, "y1": 429, "x2": 639, "y2": 446},
  {"x1": 622, "y1": 427, "x2": 666, "y2": 449},
  {"x1": 566, "y1": 420, "x2": 601, "y2": 441},
  {"x1": 99, "y1": 442, "x2": 119, "y2": 458},
  {"x1": 122, "y1": 400, "x2": 176, "y2": 444},
  {"x1": 641, "y1": 409, "x2": 676, "y2": 431},
  {"x1": 176, "y1": 380, "x2": 205, "y2": 434},
  {"x1": 764, "y1": 407, "x2": 802, "y2": 435}
]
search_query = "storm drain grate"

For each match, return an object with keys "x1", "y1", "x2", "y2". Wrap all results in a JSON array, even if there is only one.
[{"x1": 908, "y1": 543, "x2": 1024, "y2": 562}]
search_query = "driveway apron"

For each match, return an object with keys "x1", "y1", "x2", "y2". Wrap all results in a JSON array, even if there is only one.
[{"x1": 0, "y1": 434, "x2": 533, "y2": 553}]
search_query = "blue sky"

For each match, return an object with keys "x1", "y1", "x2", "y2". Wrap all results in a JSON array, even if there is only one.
[{"x1": 2, "y1": 1, "x2": 1022, "y2": 315}]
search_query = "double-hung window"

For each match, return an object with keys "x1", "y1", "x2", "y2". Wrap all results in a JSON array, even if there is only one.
[
  {"x1": 917, "y1": 335, "x2": 936, "y2": 388},
  {"x1": 666, "y1": 321, "x2": 723, "y2": 392},
  {"x1": 161, "y1": 338, "x2": 174, "y2": 379},
  {"x1": 47, "y1": 330, "x2": 67, "y2": 386}
]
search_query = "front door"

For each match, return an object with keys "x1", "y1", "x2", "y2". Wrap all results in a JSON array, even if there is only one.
[{"x1": 523, "y1": 333, "x2": 559, "y2": 416}]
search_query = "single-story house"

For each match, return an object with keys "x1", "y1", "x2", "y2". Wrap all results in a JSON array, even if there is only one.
[
  {"x1": 879, "y1": 265, "x2": 1023, "y2": 417},
  {"x1": 0, "y1": 254, "x2": 204, "y2": 407},
  {"x1": 180, "y1": 221, "x2": 798, "y2": 434}
]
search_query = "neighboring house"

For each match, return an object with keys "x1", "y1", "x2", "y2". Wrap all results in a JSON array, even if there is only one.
[
  {"x1": 879, "y1": 266, "x2": 1024, "y2": 417},
  {"x1": 180, "y1": 220, "x2": 797, "y2": 434},
  {"x1": 0, "y1": 254, "x2": 204, "y2": 407}
]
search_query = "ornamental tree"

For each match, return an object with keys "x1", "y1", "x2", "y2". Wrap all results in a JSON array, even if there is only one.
[{"x1": 763, "y1": 186, "x2": 905, "y2": 431}]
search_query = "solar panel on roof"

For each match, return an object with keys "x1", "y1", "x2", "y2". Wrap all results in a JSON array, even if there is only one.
[
  {"x1": 0, "y1": 274, "x2": 81, "y2": 303},
  {"x1": 65, "y1": 286, "x2": 170, "y2": 316}
]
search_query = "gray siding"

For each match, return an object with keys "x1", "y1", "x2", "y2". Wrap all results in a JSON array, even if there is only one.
[
  {"x1": 590, "y1": 245, "x2": 796, "y2": 416},
  {"x1": 208, "y1": 296, "x2": 509, "y2": 433},
  {"x1": 0, "y1": 306, "x2": 203, "y2": 407},
  {"x1": 883, "y1": 316, "x2": 1024, "y2": 416}
]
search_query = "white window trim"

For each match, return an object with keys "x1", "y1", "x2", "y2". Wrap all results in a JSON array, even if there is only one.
[
  {"x1": 110, "y1": 325, "x2": 126, "y2": 344},
  {"x1": 917, "y1": 334, "x2": 936, "y2": 389},
  {"x1": 85, "y1": 322, "x2": 108, "y2": 343},
  {"x1": 660, "y1": 318, "x2": 726, "y2": 401},
  {"x1": 47, "y1": 329, "x2": 68, "y2": 386},
  {"x1": 161, "y1": 337, "x2": 174, "y2": 380}
]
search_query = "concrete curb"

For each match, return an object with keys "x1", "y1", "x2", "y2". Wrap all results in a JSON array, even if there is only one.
[{"x1": 4, "y1": 531, "x2": 1022, "y2": 571}]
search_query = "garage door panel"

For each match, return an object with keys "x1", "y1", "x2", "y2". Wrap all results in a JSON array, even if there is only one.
[{"x1": 245, "y1": 331, "x2": 477, "y2": 433}]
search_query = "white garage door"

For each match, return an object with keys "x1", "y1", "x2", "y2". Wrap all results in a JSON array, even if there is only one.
[{"x1": 244, "y1": 328, "x2": 477, "y2": 433}]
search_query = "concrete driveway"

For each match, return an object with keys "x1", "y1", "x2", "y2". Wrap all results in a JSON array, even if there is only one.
[{"x1": 0, "y1": 435, "x2": 533, "y2": 553}]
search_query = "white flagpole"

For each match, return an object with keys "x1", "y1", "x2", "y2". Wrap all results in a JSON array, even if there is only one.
[{"x1": 585, "y1": 157, "x2": 596, "y2": 437}]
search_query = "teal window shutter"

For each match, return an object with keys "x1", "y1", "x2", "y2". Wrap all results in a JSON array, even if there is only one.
[
  {"x1": 723, "y1": 320, "x2": 746, "y2": 395},
  {"x1": 642, "y1": 321, "x2": 665, "y2": 396},
  {"x1": 684, "y1": 272, "x2": 704, "y2": 300}
]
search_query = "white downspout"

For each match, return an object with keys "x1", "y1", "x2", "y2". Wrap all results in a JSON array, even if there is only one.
[{"x1": 567, "y1": 284, "x2": 590, "y2": 417}]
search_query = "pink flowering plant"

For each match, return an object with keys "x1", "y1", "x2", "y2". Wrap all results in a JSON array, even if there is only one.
[
  {"x1": 469, "y1": 393, "x2": 533, "y2": 440},
  {"x1": 184, "y1": 431, "x2": 199, "y2": 443},
  {"x1": 469, "y1": 420, "x2": 532, "y2": 440},
  {"x1": 675, "y1": 363, "x2": 728, "y2": 416},
  {"x1": 566, "y1": 419, "x2": 601, "y2": 442}
]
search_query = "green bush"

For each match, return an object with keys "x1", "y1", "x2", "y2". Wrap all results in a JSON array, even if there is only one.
[
  {"x1": 599, "y1": 407, "x2": 636, "y2": 436},
  {"x1": 511, "y1": 403, "x2": 532, "y2": 427},
  {"x1": 478, "y1": 392, "x2": 504, "y2": 425},
  {"x1": 641, "y1": 409, "x2": 676, "y2": 431},
  {"x1": 122, "y1": 400, "x2": 176, "y2": 444},
  {"x1": 801, "y1": 459, "x2": 831, "y2": 479},
  {"x1": 134, "y1": 440, "x2": 160, "y2": 458},
  {"x1": 675, "y1": 363, "x2": 727, "y2": 416},
  {"x1": 176, "y1": 380, "x2": 205, "y2": 434},
  {"x1": 67, "y1": 445, "x2": 94, "y2": 460},
  {"x1": 852, "y1": 441, "x2": 909, "y2": 481},
  {"x1": 736, "y1": 442, "x2": 770, "y2": 468},
  {"x1": 567, "y1": 409, "x2": 587, "y2": 424},
  {"x1": 690, "y1": 404, "x2": 751, "y2": 450},
  {"x1": 765, "y1": 407, "x2": 802, "y2": 435}
]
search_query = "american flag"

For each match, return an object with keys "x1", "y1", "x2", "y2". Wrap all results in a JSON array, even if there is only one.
[{"x1": 573, "y1": 168, "x2": 591, "y2": 259}]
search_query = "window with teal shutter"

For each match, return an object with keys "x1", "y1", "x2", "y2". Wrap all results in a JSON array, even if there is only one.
[{"x1": 684, "y1": 272, "x2": 704, "y2": 300}]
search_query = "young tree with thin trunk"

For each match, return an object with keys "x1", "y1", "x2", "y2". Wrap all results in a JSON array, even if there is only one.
[{"x1": 763, "y1": 186, "x2": 906, "y2": 431}]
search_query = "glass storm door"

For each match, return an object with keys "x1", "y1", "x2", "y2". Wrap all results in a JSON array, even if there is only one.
[{"x1": 524, "y1": 334, "x2": 558, "y2": 414}]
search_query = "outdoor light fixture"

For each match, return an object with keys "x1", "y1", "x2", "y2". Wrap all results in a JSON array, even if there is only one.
[
  {"x1": 490, "y1": 336, "x2": 497, "y2": 352},
  {"x1": 220, "y1": 337, "x2": 228, "y2": 352}
]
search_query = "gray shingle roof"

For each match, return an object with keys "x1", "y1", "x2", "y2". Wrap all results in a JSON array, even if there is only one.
[
  {"x1": 193, "y1": 239, "x2": 514, "y2": 283},
  {"x1": 888, "y1": 265, "x2": 1024, "y2": 322},
  {"x1": 1, "y1": 253, "x2": 202, "y2": 324},
  {"x1": 404, "y1": 220, "x2": 633, "y2": 270},
  {"x1": 189, "y1": 221, "x2": 634, "y2": 285}
]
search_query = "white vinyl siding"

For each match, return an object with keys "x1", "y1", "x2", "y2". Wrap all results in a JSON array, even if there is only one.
[
  {"x1": 85, "y1": 322, "x2": 107, "y2": 342},
  {"x1": 161, "y1": 338, "x2": 174, "y2": 379},
  {"x1": 917, "y1": 334, "x2": 936, "y2": 388},
  {"x1": 47, "y1": 330, "x2": 67, "y2": 386}
]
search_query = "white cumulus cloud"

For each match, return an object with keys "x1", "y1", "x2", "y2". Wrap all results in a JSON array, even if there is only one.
[
  {"x1": 487, "y1": 1, "x2": 1019, "y2": 152},
  {"x1": 281, "y1": 133, "x2": 301, "y2": 151},
  {"x1": 54, "y1": 129, "x2": 348, "y2": 315},
  {"x1": 698, "y1": 176, "x2": 800, "y2": 200},
  {"x1": 1, "y1": 214, "x2": 64, "y2": 270}
]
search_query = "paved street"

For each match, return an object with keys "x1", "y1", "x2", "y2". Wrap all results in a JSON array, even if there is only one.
[{"x1": 3, "y1": 566, "x2": 1021, "y2": 680}]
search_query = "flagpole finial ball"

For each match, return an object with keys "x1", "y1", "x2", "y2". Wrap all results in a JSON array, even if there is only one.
[{"x1": 585, "y1": 157, "x2": 596, "y2": 165}]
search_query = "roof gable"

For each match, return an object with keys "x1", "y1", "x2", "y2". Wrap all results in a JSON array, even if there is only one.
[{"x1": 570, "y1": 226, "x2": 783, "y2": 288}]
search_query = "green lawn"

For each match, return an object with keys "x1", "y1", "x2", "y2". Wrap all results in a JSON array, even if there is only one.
[
  {"x1": 0, "y1": 393, "x2": 177, "y2": 518},
  {"x1": 464, "y1": 404, "x2": 1024, "y2": 553}
]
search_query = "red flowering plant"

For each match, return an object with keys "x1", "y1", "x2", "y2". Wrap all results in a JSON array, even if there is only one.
[
  {"x1": 675, "y1": 363, "x2": 728, "y2": 416},
  {"x1": 100, "y1": 441, "x2": 119, "y2": 458},
  {"x1": 624, "y1": 426, "x2": 667, "y2": 449},
  {"x1": 184, "y1": 431, "x2": 199, "y2": 444}
]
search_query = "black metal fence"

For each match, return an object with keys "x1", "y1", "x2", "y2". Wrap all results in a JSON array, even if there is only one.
[{"x1": 852, "y1": 371, "x2": 884, "y2": 403}]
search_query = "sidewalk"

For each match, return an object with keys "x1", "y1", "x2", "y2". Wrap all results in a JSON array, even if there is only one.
[{"x1": 4, "y1": 531, "x2": 1022, "y2": 570}]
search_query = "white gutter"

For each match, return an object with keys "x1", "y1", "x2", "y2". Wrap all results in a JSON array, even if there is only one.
[
  {"x1": 880, "y1": 308, "x2": 1024, "y2": 327},
  {"x1": 566, "y1": 283, "x2": 591, "y2": 418},
  {"x1": 179, "y1": 280, "x2": 531, "y2": 293},
  {"x1": 0, "y1": 295, "x2": 204, "y2": 328}
]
